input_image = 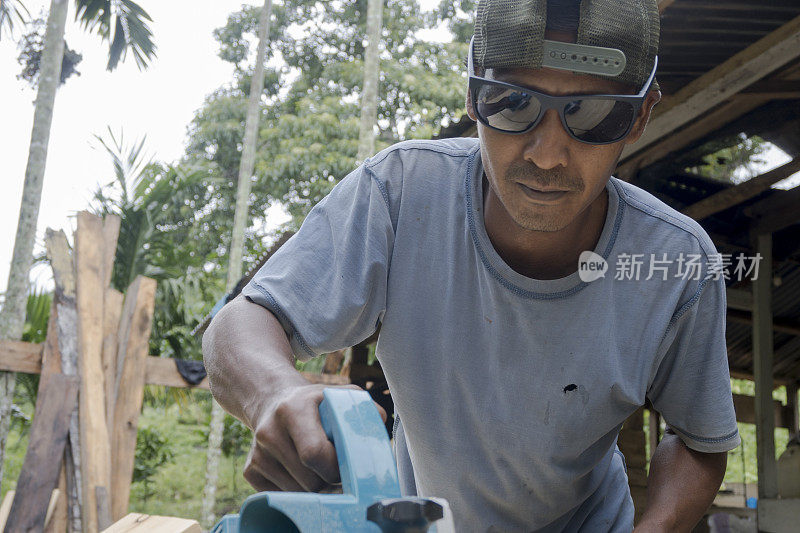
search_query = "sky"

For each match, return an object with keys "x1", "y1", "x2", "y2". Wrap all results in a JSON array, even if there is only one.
[{"x1": 0, "y1": 0, "x2": 797, "y2": 295}]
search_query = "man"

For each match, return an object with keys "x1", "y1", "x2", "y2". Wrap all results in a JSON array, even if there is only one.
[{"x1": 203, "y1": 0, "x2": 740, "y2": 530}]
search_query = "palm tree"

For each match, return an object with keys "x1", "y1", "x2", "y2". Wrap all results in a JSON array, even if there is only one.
[
  {"x1": 202, "y1": 0, "x2": 273, "y2": 526},
  {"x1": 356, "y1": 0, "x2": 384, "y2": 161},
  {"x1": 0, "y1": 0, "x2": 156, "y2": 488},
  {"x1": 0, "y1": 0, "x2": 30, "y2": 39}
]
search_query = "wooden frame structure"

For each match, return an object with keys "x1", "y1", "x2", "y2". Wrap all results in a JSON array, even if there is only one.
[{"x1": 0, "y1": 213, "x2": 349, "y2": 532}]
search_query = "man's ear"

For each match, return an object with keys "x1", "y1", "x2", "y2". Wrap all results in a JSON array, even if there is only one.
[
  {"x1": 466, "y1": 89, "x2": 477, "y2": 122},
  {"x1": 624, "y1": 89, "x2": 661, "y2": 145}
]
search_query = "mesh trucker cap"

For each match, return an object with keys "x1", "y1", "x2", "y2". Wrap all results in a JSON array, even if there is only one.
[{"x1": 473, "y1": 0, "x2": 660, "y2": 90}]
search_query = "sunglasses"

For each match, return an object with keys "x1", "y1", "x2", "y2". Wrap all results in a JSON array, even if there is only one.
[{"x1": 468, "y1": 37, "x2": 658, "y2": 145}]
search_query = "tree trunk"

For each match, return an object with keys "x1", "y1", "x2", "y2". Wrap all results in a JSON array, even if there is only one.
[
  {"x1": 357, "y1": 0, "x2": 384, "y2": 161},
  {"x1": 0, "y1": 0, "x2": 68, "y2": 488},
  {"x1": 201, "y1": 0, "x2": 273, "y2": 527}
]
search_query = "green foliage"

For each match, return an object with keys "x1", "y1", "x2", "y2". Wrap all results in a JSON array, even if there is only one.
[
  {"x1": 16, "y1": 16, "x2": 83, "y2": 86},
  {"x1": 134, "y1": 425, "x2": 174, "y2": 502},
  {"x1": 187, "y1": 0, "x2": 468, "y2": 219},
  {"x1": 684, "y1": 133, "x2": 768, "y2": 184},
  {"x1": 74, "y1": 0, "x2": 156, "y2": 70},
  {"x1": 0, "y1": 0, "x2": 29, "y2": 40}
]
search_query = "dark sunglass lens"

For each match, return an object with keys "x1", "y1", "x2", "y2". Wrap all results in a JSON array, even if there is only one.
[
  {"x1": 475, "y1": 83, "x2": 541, "y2": 132},
  {"x1": 563, "y1": 98, "x2": 636, "y2": 143}
]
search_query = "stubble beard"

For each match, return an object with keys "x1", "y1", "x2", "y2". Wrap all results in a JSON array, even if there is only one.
[{"x1": 500, "y1": 162, "x2": 585, "y2": 232}]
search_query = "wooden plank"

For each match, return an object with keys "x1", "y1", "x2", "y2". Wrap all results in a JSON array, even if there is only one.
[
  {"x1": 75, "y1": 210, "x2": 112, "y2": 533},
  {"x1": 95, "y1": 487, "x2": 112, "y2": 531},
  {"x1": 111, "y1": 276, "x2": 157, "y2": 521},
  {"x1": 102, "y1": 513, "x2": 201, "y2": 533},
  {"x1": 103, "y1": 289, "x2": 124, "y2": 431},
  {"x1": 100, "y1": 216, "x2": 121, "y2": 290},
  {"x1": 0, "y1": 342, "x2": 350, "y2": 390},
  {"x1": 5, "y1": 374, "x2": 79, "y2": 533},
  {"x1": 45, "y1": 227, "x2": 83, "y2": 533},
  {"x1": 733, "y1": 393, "x2": 793, "y2": 429},
  {"x1": 0, "y1": 491, "x2": 14, "y2": 532},
  {"x1": 45, "y1": 469, "x2": 68, "y2": 533},
  {"x1": 45, "y1": 228, "x2": 75, "y2": 300},
  {"x1": 753, "y1": 233, "x2": 778, "y2": 500},
  {"x1": 680, "y1": 158, "x2": 800, "y2": 221},
  {"x1": 44, "y1": 489, "x2": 61, "y2": 531},
  {"x1": 0, "y1": 339, "x2": 43, "y2": 373},
  {"x1": 621, "y1": 14, "x2": 800, "y2": 162}
]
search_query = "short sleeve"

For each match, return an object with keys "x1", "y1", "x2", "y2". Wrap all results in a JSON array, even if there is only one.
[
  {"x1": 241, "y1": 163, "x2": 394, "y2": 361},
  {"x1": 647, "y1": 275, "x2": 741, "y2": 453}
]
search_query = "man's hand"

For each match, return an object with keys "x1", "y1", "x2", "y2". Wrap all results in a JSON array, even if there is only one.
[
  {"x1": 244, "y1": 383, "x2": 387, "y2": 492},
  {"x1": 203, "y1": 295, "x2": 387, "y2": 493},
  {"x1": 634, "y1": 427, "x2": 727, "y2": 532}
]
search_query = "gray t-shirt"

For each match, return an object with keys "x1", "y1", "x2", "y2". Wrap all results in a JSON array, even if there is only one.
[{"x1": 242, "y1": 137, "x2": 740, "y2": 532}]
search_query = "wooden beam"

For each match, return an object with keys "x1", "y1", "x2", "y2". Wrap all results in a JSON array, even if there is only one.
[
  {"x1": 44, "y1": 228, "x2": 82, "y2": 532},
  {"x1": 787, "y1": 382, "x2": 799, "y2": 435},
  {"x1": 615, "y1": 96, "x2": 769, "y2": 180},
  {"x1": 753, "y1": 233, "x2": 778, "y2": 500},
  {"x1": 75, "y1": 211, "x2": 113, "y2": 533},
  {"x1": 680, "y1": 158, "x2": 800, "y2": 221},
  {"x1": 103, "y1": 289, "x2": 124, "y2": 432},
  {"x1": 727, "y1": 309, "x2": 800, "y2": 337},
  {"x1": 621, "y1": 14, "x2": 800, "y2": 162},
  {"x1": 732, "y1": 392, "x2": 793, "y2": 429},
  {"x1": 0, "y1": 341, "x2": 350, "y2": 389},
  {"x1": 111, "y1": 276, "x2": 157, "y2": 522},
  {"x1": 0, "y1": 340, "x2": 44, "y2": 373},
  {"x1": 5, "y1": 374, "x2": 79, "y2": 533},
  {"x1": 744, "y1": 184, "x2": 800, "y2": 235}
]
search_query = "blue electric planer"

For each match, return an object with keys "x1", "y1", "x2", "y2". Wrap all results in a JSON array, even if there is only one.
[{"x1": 213, "y1": 388, "x2": 454, "y2": 532}]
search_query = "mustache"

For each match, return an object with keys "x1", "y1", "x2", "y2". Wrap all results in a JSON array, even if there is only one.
[{"x1": 505, "y1": 163, "x2": 584, "y2": 192}]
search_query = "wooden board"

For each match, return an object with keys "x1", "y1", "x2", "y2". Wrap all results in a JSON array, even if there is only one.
[
  {"x1": 101, "y1": 513, "x2": 201, "y2": 533},
  {"x1": 111, "y1": 276, "x2": 157, "y2": 521},
  {"x1": 75, "y1": 211, "x2": 113, "y2": 533},
  {"x1": 5, "y1": 374, "x2": 79, "y2": 533},
  {"x1": 0, "y1": 342, "x2": 350, "y2": 390},
  {"x1": 45, "y1": 227, "x2": 82, "y2": 532},
  {"x1": 101, "y1": 216, "x2": 121, "y2": 290},
  {"x1": 0, "y1": 491, "x2": 14, "y2": 532},
  {"x1": 103, "y1": 288, "x2": 124, "y2": 431},
  {"x1": 0, "y1": 339, "x2": 44, "y2": 373}
]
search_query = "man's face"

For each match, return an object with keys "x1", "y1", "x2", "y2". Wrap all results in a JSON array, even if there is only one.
[{"x1": 466, "y1": 62, "x2": 660, "y2": 233}]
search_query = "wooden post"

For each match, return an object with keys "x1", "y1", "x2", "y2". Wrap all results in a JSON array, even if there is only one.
[
  {"x1": 787, "y1": 382, "x2": 799, "y2": 436},
  {"x1": 45, "y1": 227, "x2": 82, "y2": 533},
  {"x1": 75, "y1": 211, "x2": 113, "y2": 533},
  {"x1": 648, "y1": 410, "x2": 661, "y2": 461},
  {"x1": 111, "y1": 276, "x2": 157, "y2": 521},
  {"x1": 753, "y1": 232, "x2": 778, "y2": 500},
  {"x1": 4, "y1": 374, "x2": 79, "y2": 532},
  {"x1": 103, "y1": 289, "x2": 124, "y2": 431}
]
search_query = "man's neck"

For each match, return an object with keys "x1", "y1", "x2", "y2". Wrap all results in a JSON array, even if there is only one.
[{"x1": 482, "y1": 174, "x2": 609, "y2": 280}]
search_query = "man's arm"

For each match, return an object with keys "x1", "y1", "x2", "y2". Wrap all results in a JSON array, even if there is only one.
[
  {"x1": 203, "y1": 294, "x2": 384, "y2": 492},
  {"x1": 634, "y1": 427, "x2": 727, "y2": 532}
]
